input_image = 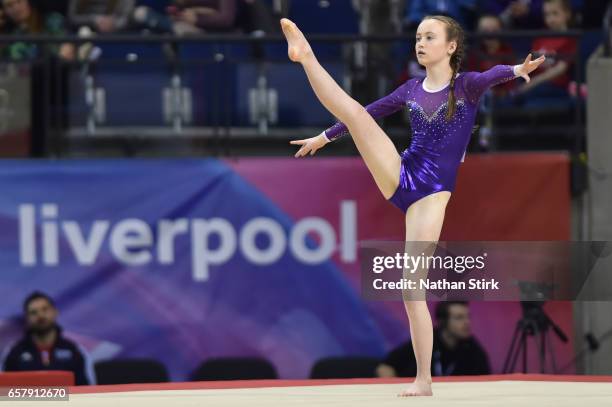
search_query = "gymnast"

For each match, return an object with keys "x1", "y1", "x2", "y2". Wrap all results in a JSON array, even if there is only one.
[{"x1": 281, "y1": 16, "x2": 544, "y2": 396}]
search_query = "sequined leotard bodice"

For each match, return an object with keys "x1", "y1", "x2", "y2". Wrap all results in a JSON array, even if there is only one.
[{"x1": 323, "y1": 65, "x2": 518, "y2": 212}]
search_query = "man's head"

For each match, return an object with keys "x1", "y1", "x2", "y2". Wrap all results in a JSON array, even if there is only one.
[
  {"x1": 23, "y1": 291, "x2": 58, "y2": 336},
  {"x1": 435, "y1": 301, "x2": 471, "y2": 340}
]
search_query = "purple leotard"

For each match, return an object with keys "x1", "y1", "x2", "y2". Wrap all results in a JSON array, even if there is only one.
[{"x1": 324, "y1": 65, "x2": 519, "y2": 213}]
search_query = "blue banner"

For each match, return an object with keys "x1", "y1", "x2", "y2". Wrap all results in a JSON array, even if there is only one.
[{"x1": 0, "y1": 159, "x2": 387, "y2": 380}]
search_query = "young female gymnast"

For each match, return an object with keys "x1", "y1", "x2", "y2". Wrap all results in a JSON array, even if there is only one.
[{"x1": 281, "y1": 16, "x2": 544, "y2": 396}]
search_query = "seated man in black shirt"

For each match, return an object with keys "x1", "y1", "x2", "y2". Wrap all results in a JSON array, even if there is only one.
[
  {"x1": 377, "y1": 301, "x2": 491, "y2": 377},
  {"x1": 1, "y1": 291, "x2": 93, "y2": 385}
]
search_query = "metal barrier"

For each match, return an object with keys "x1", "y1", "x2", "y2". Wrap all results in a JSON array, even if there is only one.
[{"x1": 0, "y1": 30, "x2": 598, "y2": 158}]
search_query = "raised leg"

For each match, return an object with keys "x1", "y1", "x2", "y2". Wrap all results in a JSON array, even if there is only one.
[{"x1": 281, "y1": 18, "x2": 401, "y2": 198}]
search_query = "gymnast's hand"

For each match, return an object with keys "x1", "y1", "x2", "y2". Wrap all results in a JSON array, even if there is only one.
[
  {"x1": 290, "y1": 133, "x2": 330, "y2": 158},
  {"x1": 515, "y1": 53, "x2": 546, "y2": 82}
]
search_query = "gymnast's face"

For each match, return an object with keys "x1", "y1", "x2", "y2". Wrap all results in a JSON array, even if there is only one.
[{"x1": 415, "y1": 19, "x2": 457, "y2": 67}]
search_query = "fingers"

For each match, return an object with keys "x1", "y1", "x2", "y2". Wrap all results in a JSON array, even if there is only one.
[
  {"x1": 520, "y1": 54, "x2": 545, "y2": 80},
  {"x1": 529, "y1": 55, "x2": 545, "y2": 66},
  {"x1": 291, "y1": 135, "x2": 323, "y2": 157},
  {"x1": 523, "y1": 54, "x2": 545, "y2": 77},
  {"x1": 295, "y1": 148, "x2": 311, "y2": 158},
  {"x1": 294, "y1": 145, "x2": 319, "y2": 158},
  {"x1": 532, "y1": 55, "x2": 546, "y2": 66},
  {"x1": 294, "y1": 147, "x2": 305, "y2": 158},
  {"x1": 294, "y1": 142, "x2": 311, "y2": 157}
]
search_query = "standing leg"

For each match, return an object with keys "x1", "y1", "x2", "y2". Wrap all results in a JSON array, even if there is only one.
[
  {"x1": 400, "y1": 192, "x2": 451, "y2": 397},
  {"x1": 281, "y1": 18, "x2": 401, "y2": 198}
]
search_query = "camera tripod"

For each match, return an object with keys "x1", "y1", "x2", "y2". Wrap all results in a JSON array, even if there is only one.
[{"x1": 502, "y1": 301, "x2": 568, "y2": 374}]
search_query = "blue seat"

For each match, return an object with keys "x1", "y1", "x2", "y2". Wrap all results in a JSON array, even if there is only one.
[
  {"x1": 69, "y1": 64, "x2": 168, "y2": 126},
  {"x1": 232, "y1": 61, "x2": 345, "y2": 127},
  {"x1": 288, "y1": 0, "x2": 359, "y2": 34},
  {"x1": 180, "y1": 61, "x2": 235, "y2": 126},
  {"x1": 287, "y1": 0, "x2": 359, "y2": 59}
]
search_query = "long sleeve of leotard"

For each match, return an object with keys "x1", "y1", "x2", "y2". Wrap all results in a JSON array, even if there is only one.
[
  {"x1": 323, "y1": 80, "x2": 412, "y2": 142},
  {"x1": 461, "y1": 64, "x2": 520, "y2": 104}
]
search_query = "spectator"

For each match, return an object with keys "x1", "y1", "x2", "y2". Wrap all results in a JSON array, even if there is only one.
[
  {"x1": 68, "y1": 0, "x2": 135, "y2": 34},
  {"x1": 403, "y1": 0, "x2": 477, "y2": 31},
  {"x1": 1, "y1": 0, "x2": 74, "y2": 60},
  {"x1": 376, "y1": 301, "x2": 491, "y2": 377},
  {"x1": 467, "y1": 14, "x2": 517, "y2": 96},
  {"x1": 511, "y1": 0, "x2": 576, "y2": 106},
  {"x1": 1, "y1": 292, "x2": 94, "y2": 385},
  {"x1": 479, "y1": 0, "x2": 544, "y2": 29},
  {"x1": 133, "y1": 0, "x2": 238, "y2": 35}
]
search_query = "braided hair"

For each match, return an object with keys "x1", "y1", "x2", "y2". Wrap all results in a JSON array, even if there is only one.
[{"x1": 422, "y1": 15, "x2": 465, "y2": 121}]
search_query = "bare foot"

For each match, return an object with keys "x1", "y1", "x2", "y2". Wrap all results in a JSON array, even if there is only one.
[
  {"x1": 280, "y1": 18, "x2": 313, "y2": 63},
  {"x1": 397, "y1": 379, "x2": 433, "y2": 397}
]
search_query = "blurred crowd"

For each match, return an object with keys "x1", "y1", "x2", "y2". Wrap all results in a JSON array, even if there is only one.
[
  {"x1": 360, "y1": 0, "x2": 611, "y2": 111},
  {"x1": 0, "y1": 0, "x2": 609, "y2": 130},
  {"x1": 0, "y1": 1, "x2": 609, "y2": 59},
  {"x1": 0, "y1": 0, "x2": 280, "y2": 61}
]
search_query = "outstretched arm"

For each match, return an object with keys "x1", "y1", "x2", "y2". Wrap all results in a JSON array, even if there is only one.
[
  {"x1": 324, "y1": 81, "x2": 411, "y2": 141},
  {"x1": 516, "y1": 60, "x2": 567, "y2": 94},
  {"x1": 291, "y1": 82, "x2": 410, "y2": 157},
  {"x1": 463, "y1": 54, "x2": 546, "y2": 103}
]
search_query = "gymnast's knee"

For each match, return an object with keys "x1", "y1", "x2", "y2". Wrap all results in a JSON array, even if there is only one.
[{"x1": 343, "y1": 102, "x2": 368, "y2": 123}]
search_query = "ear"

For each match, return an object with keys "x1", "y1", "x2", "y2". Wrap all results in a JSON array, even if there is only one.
[{"x1": 447, "y1": 40, "x2": 457, "y2": 55}]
